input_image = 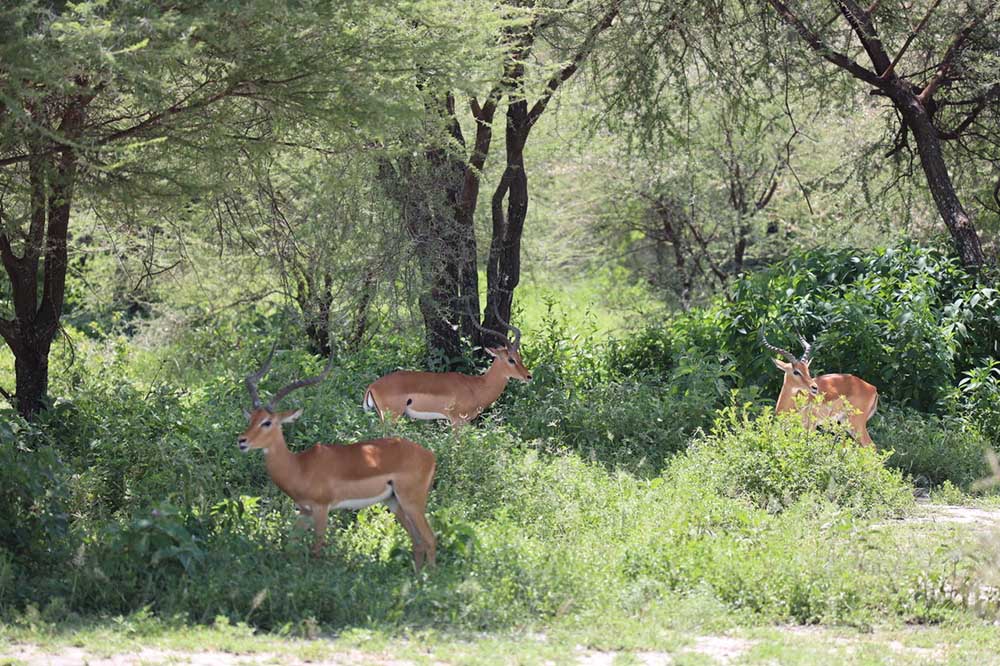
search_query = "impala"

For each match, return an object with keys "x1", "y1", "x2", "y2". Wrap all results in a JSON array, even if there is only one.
[
  {"x1": 363, "y1": 312, "x2": 531, "y2": 428},
  {"x1": 762, "y1": 333, "x2": 879, "y2": 447},
  {"x1": 238, "y1": 346, "x2": 437, "y2": 570}
]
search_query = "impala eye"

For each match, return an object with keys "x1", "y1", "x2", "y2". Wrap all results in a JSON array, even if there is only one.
[
  {"x1": 792, "y1": 370, "x2": 801, "y2": 377},
  {"x1": 261, "y1": 420, "x2": 272, "y2": 428},
  {"x1": 508, "y1": 358, "x2": 515, "y2": 365}
]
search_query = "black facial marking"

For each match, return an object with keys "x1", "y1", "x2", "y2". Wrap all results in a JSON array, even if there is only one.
[{"x1": 406, "y1": 398, "x2": 413, "y2": 406}]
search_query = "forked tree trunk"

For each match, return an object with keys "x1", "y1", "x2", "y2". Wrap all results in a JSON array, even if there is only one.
[
  {"x1": 484, "y1": 99, "x2": 530, "y2": 341},
  {"x1": 484, "y1": 115, "x2": 528, "y2": 344},
  {"x1": 0, "y1": 148, "x2": 78, "y2": 419},
  {"x1": 380, "y1": 92, "x2": 486, "y2": 363}
]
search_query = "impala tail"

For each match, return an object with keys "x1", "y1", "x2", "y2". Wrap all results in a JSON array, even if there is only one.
[{"x1": 363, "y1": 388, "x2": 378, "y2": 413}]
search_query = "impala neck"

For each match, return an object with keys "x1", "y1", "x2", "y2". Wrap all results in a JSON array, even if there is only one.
[
  {"x1": 474, "y1": 357, "x2": 512, "y2": 407},
  {"x1": 776, "y1": 378, "x2": 808, "y2": 412},
  {"x1": 264, "y1": 434, "x2": 300, "y2": 498}
]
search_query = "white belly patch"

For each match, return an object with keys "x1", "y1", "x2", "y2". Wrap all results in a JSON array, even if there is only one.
[
  {"x1": 332, "y1": 484, "x2": 394, "y2": 510},
  {"x1": 404, "y1": 406, "x2": 449, "y2": 421}
]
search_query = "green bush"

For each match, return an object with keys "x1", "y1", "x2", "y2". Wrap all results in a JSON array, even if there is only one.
[
  {"x1": 504, "y1": 351, "x2": 730, "y2": 473},
  {"x1": 0, "y1": 412, "x2": 73, "y2": 575},
  {"x1": 958, "y1": 359, "x2": 1000, "y2": 447},
  {"x1": 669, "y1": 406, "x2": 913, "y2": 518},
  {"x1": 640, "y1": 244, "x2": 998, "y2": 413},
  {"x1": 872, "y1": 406, "x2": 991, "y2": 490},
  {"x1": 5, "y1": 252, "x2": 995, "y2": 631}
]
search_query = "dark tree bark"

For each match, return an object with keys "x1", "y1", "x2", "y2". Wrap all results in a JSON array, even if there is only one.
[
  {"x1": 347, "y1": 268, "x2": 377, "y2": 351},
  {"x1": 388, "y1": 149, "x2": 467, "y2": 361},
  {"x1": 0, "y1": 126, "x2": 81, "y2": 418},
  {"x1": 484, "y1": 99, "x2": 530, "y2": 341},
  {"x1": 295, "y1": 271, "x2": 333, "y2": 356},
  {"x1": 890, "y1": 83, "x2": 985, "y2": 268},
  {"x1": 381, "y1": 88, "x2": 501, "y2": 362}
]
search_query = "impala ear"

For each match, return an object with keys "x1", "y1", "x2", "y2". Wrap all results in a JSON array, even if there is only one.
[
  {"x1": 802, "y1": 358, "x2": 812, "y2": 368},
  {"x1": 772, "y1": 358, "x2": 790, "y2": 371},
  {"x1": 279, "y1": 409, "x2": 302, "y2": 424}
]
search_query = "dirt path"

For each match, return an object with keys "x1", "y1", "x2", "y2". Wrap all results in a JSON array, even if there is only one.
[
  {"x1": 908, "y1": 503, "x2": 1000, "y2": 530},
  {"x1": 3, "y1": 645, "x2": 395, "y2": 666},
  {"x1": 3, "y1": 637, "x2": 756, "y2": 666}
]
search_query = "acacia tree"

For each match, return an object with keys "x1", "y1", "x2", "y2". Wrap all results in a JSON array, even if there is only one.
[
  {"x1": 599, "y1": 74, "x2": 798, "y2": 307},
  {"x1": 0, "y1": 0, "x2": 489, "y2": 418},
  {"x1": 761, "y1": 0, "x2": 997, "y2": 269},
  {"x1": 383, "y1": 0, "x2": 622, "y2": 360},
  {"x1": 596, "y1": 0, "x2": 998, "y2": 271}
]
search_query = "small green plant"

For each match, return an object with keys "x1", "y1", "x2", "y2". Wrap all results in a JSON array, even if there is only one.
[
  {"x1": 873, "y1": 406, "x2": 990, "y2": 490},
  {"x1": 958, "y1": 359, "x2": 1000, "y2": 446},
  {"x1": 669, "y1": 406, "x2": 913, "y2": 518},
  {"x1": 0, "y1": 412, "x2": 73, "y2": 576}
]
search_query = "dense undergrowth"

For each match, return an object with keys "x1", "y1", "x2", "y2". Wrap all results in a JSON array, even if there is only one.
[{"x1": 1, "y1": 244, "x2": 998, "y2": 632}]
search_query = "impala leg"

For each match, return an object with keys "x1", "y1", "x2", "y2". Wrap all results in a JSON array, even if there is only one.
[
  {"x1": 385, "y1": 497, "x2": 426, "y2": 571},
  {"x1": 394, "y1": 490, "x2": 436, "y2": 570},
  {"x1": 311, "y1": 504, "x2": 330, "y2": 558},
  {"x1": 449, "y1": 411, "x2": 470, "y2": 438},
  {"x1": 851, "y1": 415, "x2": 875, "y2": 448}
]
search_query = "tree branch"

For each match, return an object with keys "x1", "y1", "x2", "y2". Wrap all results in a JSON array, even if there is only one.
[
  {"x1": 526, "y1": 0, "x2": 622, "y2": 128},
  {"x1": 767, "y1": 0, "x2": 883, "y2": 87},
  {"x1": 97, "y1": 73, "x2": 309, "y2": 146},
  {"x1": 917, "y1": 13, "x2": 987, "y2": 104},
  {"x1": 469, "y1": 83, "x2": 504, "y2": 173},
  {"x1": 835, "y1": 0, "x2": 892, "y2": 75},
  {"x1": 881, "y1": 0, "x2": 943, "y2": 78},
  {"x1": 939, "y1": 83, "x2": 1000, "y2": 139}
]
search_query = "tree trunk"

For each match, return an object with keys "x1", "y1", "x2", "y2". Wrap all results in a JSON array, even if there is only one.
[
  {"x1": 379, "y1": 159, "x2": 469, "y2": 361},
  {"x1": 377, "y1": 91, "x2": 485, "y2": 364},
  {"x1": 347, "y1": 268, "x2": 377, "y2": 351},
  {"x1": 484, "y1": 99, "x2": 530, "y2": 341},
  {"x1": 296, "y1": 271, "x2": 333, "y2": 356},
  {"x1": 0, "y1": 150, "x2": 77, "y2": 419},
  {"x1": 893, "y1": 87, "x2": 985, "y2": 270},
  {"x1": 13, "y1": 347, "x2": 51, "y2": 418}
]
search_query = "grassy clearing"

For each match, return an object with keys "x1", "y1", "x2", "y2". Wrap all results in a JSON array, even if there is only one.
[{"x1": 3, "y1": 246, "x2": 1000, "y2": 663}]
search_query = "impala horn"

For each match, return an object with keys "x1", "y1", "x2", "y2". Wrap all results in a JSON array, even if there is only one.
[
  {"x1": 760, "y1": 332, "x2": 797, "y2": 364},
  {"x1": 244, "y1": 342, "x2": 335, "y2": 412},
  {"x1": 492, "y1": 303, "x2": 522, "y2": 351},
  {"x1": 798, "y1": 335, "x2": 814, "y2": 364},
  {"x1": 468, "y1": 302, "x2": 514, "y2": 349},
  {"x1": 245, "y1": 342, "x2": 277, "y2": 409},
  {"x1": 265, "y1": 354, "x2": 336, "y2": 412}
]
